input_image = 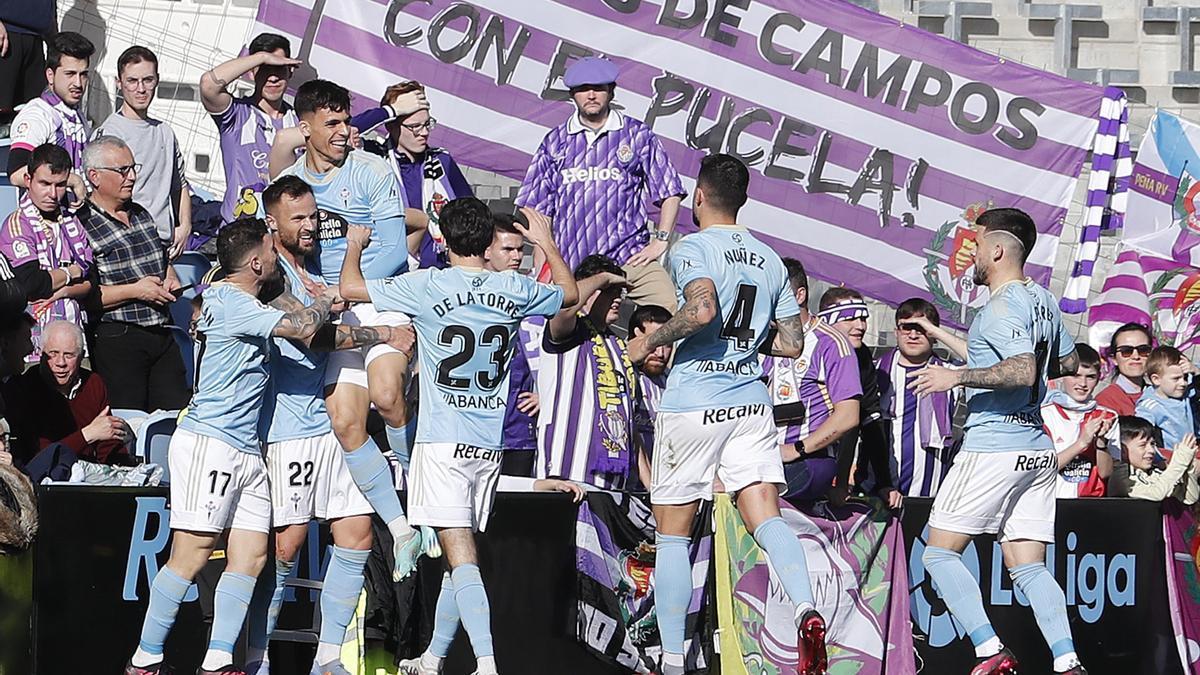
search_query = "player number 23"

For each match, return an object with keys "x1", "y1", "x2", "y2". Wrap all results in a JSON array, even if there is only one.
[{"x1": 436, "y1": 324, "x2": 510, "y2": 391}]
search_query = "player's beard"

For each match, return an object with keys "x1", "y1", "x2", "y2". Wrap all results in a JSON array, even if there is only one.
[{"x1": 971, "y1": 260, "x2": 989, "y2": 287}]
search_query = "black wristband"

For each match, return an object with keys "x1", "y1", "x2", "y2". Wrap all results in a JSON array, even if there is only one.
[{"x1": 784, "y1": 439, "x2": 807, "y2": 465}]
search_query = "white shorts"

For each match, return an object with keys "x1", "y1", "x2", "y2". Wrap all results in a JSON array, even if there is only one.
[
  {"x1": 266, "y1": 432, "x2": 372, "y2": 526},
  {"x1": 650, "y1": 403, "x2": 786, "y2": 505},
  {"x1": 324, "y1": 302, "x2": 411, "y2": 390},
  {"x1": 929, "y1": 448, "x2": 1058, "y2": 543},
  {"x1": 168, "y1": 428, "x2": 272, "y2": 534},
  {"x1": 408, "y1": 442, "x2": 503, "y2": 532}
]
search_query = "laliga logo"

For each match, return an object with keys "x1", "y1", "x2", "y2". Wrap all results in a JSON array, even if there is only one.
[
  {"x1": 561, "y1": 166, "x2": 624, "y2": 185},
  {"x1": 909, "y1": 526, "x2": 1135, "y2": 648}
]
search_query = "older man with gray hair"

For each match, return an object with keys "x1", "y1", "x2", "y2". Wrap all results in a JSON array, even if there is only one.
[
  {"x1": 80, "y1": 135, "x2": 189, "y2": 412},
  {"x1": 5, "y1": 320, "x2": 132, "y2": 467}
]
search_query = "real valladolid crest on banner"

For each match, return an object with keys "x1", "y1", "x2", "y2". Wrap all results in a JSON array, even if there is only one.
[{"x1": 923, "y1": 201, "x2": 994, "y2": 327}]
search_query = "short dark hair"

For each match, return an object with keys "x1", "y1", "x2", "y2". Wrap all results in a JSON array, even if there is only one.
[
  {"x1": 262, "y1": 175, "x2": 313, "y2": 216},
  {"x1": 782, "y1": 257, "x2": 807, "y2": 293},
  {"x1": 1109, "y1": 322, "x2": 1152, "y2": 354},
  {"x1": 1146, "y1": 345, "x2": 1187, "y2": 380},
  {"x1": 574, "y1": 254, "x2": 625, "y2": 281},
  {"x1": 26, "y1": 143, "x2": 72, "y2": 177},
  {"x1": 629, "y1": 304, "x2": 672, "y2": 334},
  {"x1": 491, "y1": 213, "x2": 522, "y2": 238},
  {"x1": 696, "y1": 153, "x2": 749, "y2": 213},
  {"x1": 1075, "y1": 343, "x2": 1101, "y2": 370},
  {"x1": 117, "y1": 45, "x2": 157, "y2": 76},
  {"x1": 818, "y1": 286, "x2": 863, "y2": 312},
  {"x1": 217, "y1": 218, "x2": 270, "y2": 273},
  {"x1": 294, "y1": 79, "x2": 351, "y2": 118},
  {"x1": 1119, "y1": 415, "x2": 1155, "y2": 446},
  {"x1": 895, "y1": 297, "x2": 940, "y2": 326},
  {"x1": 440, "y1": 197, "x2": 494, "y2": 257},
  {"x1": 248, "y1": 32, "x2": 291, "y2": 57},
  {"x1": 46, "y1": 32, "x2": 94, "y2": 70},
  {"x1": 976, "y1": 208, "x2": 1037, "y2": 264}
]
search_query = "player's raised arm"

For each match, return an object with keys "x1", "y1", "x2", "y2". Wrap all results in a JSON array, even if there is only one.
[
  {"x1": 911, "y1": 352, "x2": 1035, "y2": 396},
  {"x1": 271, "y1": 284, "x2": 337, "y2": 343},
  {"x1": 339, "y1": 225, "x2": 373, "y2": 303},
  {"x1": 268, "y1": 126, "x2": 306, "y2": 180},
  {"x1": 764, "y1": 315, "x2": 805, "y2": 359},
  {"x1": 627, "y1": 277, "x2": 717, "y2": 364},
  {"x1": 517, "y1": 207, "x2": 578, "y2": 307}
]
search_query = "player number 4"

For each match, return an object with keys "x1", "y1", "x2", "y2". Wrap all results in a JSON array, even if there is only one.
[{"x1": 720, "y1": 284, "x2": 757, "y2": 350}]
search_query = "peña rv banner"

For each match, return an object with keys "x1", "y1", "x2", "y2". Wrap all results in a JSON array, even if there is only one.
[{"x1": 255, "y1": 0, "x2": 1126, "y2": 327}]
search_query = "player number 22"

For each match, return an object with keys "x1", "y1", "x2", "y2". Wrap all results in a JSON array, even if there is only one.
[
  {"x1": 720, "y1": 284, "x2": 758, "y2": 350},
  {"x1": 436, "y1": 324, "x2": 510, "y2": 390}
]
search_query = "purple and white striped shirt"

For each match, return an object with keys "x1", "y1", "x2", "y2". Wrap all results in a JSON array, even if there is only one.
[
  {"x1": 765, "y1": 318, "x2": 861, "y2": 444},
  {"x1": 211, "y1": 97, "x2": 298, "y2": 224},
  {"x1": 10, "y1": 90, "x2": 90, "y2": 171},
  {"x1": 876, "y1": 349, "x2": 957, "y2": 497},
  {"x1": 536, "y1": 316, "x2": 637, "y2": 490}
]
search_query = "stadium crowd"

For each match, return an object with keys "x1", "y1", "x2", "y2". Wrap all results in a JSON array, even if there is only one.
[{"x1": 0, "y1": 24, "x2": 1194, "y2": 675}]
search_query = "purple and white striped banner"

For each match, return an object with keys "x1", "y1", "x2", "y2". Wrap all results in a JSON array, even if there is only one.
[
  {"x1": 256, "y1": 0, "x2": 1120, "y2": 327},
  {"x1": 1087, "y1": 243, "x2": 1200, "y2": 353}
]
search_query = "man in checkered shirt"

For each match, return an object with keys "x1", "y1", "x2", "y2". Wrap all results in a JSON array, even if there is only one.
[
  {"x1": 517, "y1": 56, "x2": 685, "y2": 311},
  {"x1": 80, "y1": 136, "x2": 190, "y2": 412}
]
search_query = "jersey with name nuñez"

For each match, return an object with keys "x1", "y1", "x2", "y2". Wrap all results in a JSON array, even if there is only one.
[
  {"x1": 660, "y1": 225, "x2": 801, "y2": 413},
  {"x1": 367, "y1": 268, "x2": 564, "y2": 449}
]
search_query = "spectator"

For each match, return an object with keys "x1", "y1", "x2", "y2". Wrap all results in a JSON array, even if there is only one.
[
  {"x1": 0, "y1": 4, "x2": 55, "y2": 128},
  {"x1": 1110, "y1": 416, "x2": 1199, "y2": 504},
  {"x1": 80, "y1": 135, "x2": 189, "y2": 412},
  {"x1": 516, "y1": 57, "x2": 685, "y2": 310},
  {"x1": 1042, "y1": 344, "x2": 1118, "y2": 498},
  {"x1": 767, "y1": 257, "x2": 859, "y2": 501},
  {"x1": 537, "y1": 254, "x2": 639, "y2": 490},
  {"x1": 6, "y1": 320, "x2": 131, "y2": 466},
  {"x1": 816, "y1": 287, "x2": 899, "y2": 507},
  {"x1": 1095, "y1": 322, "x2": 1153, "y2": 416},
  {"x1": 353, "y1": 81, "x2": 467, "y2": 270},
  {"x1": 0, "y1": 143, "x2": 93, "y2": 359},
  {"x1": 7, "y1": 31, "x2": 93, "y2": 202},
  {"x1": 1135, "y1": 346, "x2": 1196, "y2": 453},
  {"x1": 875, "y1": 298, "x2": 963, "y2": 498},
  {"x1": 94, "y1": 46, "x2": 192, "y2": 258},
  {"x1": 629, "y1": 303, "x2": 671, "y2": 489},
  {"x1": 487, "y1": 214, "x2": 544, "y2": 477},
  {"x1": 199, "y1": 32, "x2": 300, "y2": 224}
]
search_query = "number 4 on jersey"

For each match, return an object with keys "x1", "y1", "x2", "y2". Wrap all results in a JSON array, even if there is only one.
[{"x1": 720, "y1": 284, "x2": 758, "y2": 350}]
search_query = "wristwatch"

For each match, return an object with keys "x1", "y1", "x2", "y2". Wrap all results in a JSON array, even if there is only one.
[
  {"x1": 784, "y1": 439, "x2": 807, "y2": 465},
  {"x1": 652, "y1": 229, "x2": 671, "y2": 242}
]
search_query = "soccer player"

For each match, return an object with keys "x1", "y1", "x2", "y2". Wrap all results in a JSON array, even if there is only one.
[
  {"x1": 625, "y1": 154, "x2": 819, "y2": 675},
  {"x1": 126, "y1": 218, "x2": 338, "y2": 675},
  {"x1": 244, "y1": 175, "x2": 416, "y2": 675},
  {"x1": 200, "y1": 33, "x2": 300, "y2": 224},
  {"x1": 516, "y1": 56, "x2": 684, "y2": 310},
  {"x1": 910, "y1": 207, "x2": 1084, "y2": 675},
  {"x1": 338, "y1": 198, "x2": 578, "y2": 675},
  {"x1": 270, "y1": 79, "x2": 427, "y2": 580}
]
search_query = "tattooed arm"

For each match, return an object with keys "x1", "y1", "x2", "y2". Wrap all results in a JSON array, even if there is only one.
[
  {"x1": 644, "y1": 278, "x2": 718, "y2": 350},
  {"x1": 764, "y1": 315, "x2": 805, "y2": 358},
  {"x1": 309, "y1": 323, "x2": 415, "y2": 354},
  {"x1": 1052, "y1": 348, "x2": 1080, "y2": 379},
  {"x1": 911, "y1": 353, "x2": 1035, "y2": 396},
  {"x1": 269, "y1": 287, "x2": 336, "y2": 346}
]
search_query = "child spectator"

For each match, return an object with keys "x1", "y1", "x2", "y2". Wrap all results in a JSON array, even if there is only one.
[
  {"x1": 1042, "y1": 344, "x2": 1117, "y2": 497},
  {"x1": 1135, "y1": 346, "x2": 1197, "y2": 454},
  {"x1": 1110, "y1": 416, "x2": 1199, "y2": 504}
]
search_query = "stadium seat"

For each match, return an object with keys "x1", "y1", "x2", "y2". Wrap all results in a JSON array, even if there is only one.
[{"x1": 135, "y1": 410, "x2": 180, "y2": 483}]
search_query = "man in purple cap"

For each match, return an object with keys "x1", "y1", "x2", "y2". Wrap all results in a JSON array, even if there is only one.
[{"x1": 517, "y1": 56, "x2": 684, "y2": 311}]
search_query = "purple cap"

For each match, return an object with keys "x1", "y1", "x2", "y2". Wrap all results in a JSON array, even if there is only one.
[{"x1": 563, "y1": 57, "x2": 619, "y2": 88}]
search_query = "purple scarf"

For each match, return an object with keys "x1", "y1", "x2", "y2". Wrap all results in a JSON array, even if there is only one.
[
  {"x1": 39, "y1": 90, "x2": 88, "y2": 171},
  {"x1": 877, "y1": 349, "x2": 954, "y2": 450}
]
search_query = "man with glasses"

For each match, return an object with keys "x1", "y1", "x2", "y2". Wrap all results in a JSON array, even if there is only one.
[
  {"x1": 875, "y1": 297, "x2": 964, "y2": 498},
  {"x1": 1096, "y1": 323, "x2": 1154, "y2": 416},
  {"x1": 517, "y1": 56, "x2": 685, "y2": 311},
  {"x1": 910, "y1": 208, "x2": 1084, "y2": 675},
  {"x1": 352, "y1": 81, "x2": 471, "y2": 270},
  {"x1": 80, "y1": 135, "x2": 189, "y2": 412},
  {"x1": 95, "y1": 46, "x2": 192, "y2": 259},
  {"x1": 200, "y1": 33, "x2": 301, "y2": 225},
  {"x1": 536, "y1": 254, "x2": 642, "y2": 490}
]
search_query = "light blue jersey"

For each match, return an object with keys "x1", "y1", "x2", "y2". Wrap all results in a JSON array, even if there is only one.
[
  {"x1": 181, "y1": 282, "x2": 285, "y2": 453},
  {"x1": 280, "y1": 150, "x2": 408, "y2": 284},
  {"x1": 962, "y1": 279, "x2": 1074, "y2": 452},
  {"x1": 659, "y1": 225, "x2": 801, "y2": 413},
  {"x1": 367, "y1": 267, "x2": 563, "y2": 449},
  {"x1": 260, "y1": 257, "x2": 330, "y2": 444}
]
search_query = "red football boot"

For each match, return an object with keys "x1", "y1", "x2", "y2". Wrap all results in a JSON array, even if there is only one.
[
  {"x1": 797, "y1": 609, "x2": 828, "y2": 675},
  {"x1": 969, "y1": 647, "x2": 1020, "y2": 675}
]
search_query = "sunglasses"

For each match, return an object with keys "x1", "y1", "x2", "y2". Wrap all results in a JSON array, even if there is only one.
[{"x1": 1114, "y1": 345, "x2": 1151, "y2": 357}]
